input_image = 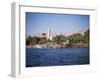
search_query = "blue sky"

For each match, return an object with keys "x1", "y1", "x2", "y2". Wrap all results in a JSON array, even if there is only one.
[{"x1": 26, "y1": 12, "x2": 89, "y2": 36}]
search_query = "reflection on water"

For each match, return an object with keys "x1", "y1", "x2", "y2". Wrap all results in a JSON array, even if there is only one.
[{"x1": 26, "y1": 48, "x2": 89, "y2": 67}]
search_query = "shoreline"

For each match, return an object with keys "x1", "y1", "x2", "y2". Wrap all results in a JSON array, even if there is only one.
[{"x1": 26, "y1": 43, "x2": 89, "y2": 48}]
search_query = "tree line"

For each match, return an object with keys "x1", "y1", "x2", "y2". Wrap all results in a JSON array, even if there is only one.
[{"x1": 26, "y1": 30, "x2": 89, "y2": 46}]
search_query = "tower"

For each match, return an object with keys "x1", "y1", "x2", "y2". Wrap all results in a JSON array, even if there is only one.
[{"x1": 47, "y1": 27, "x2": 52, "y2": 40}]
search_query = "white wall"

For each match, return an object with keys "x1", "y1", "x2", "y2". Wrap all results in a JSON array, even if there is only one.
[{"x1": 0, "y1": 0, "x2": 100, "y2": 80}]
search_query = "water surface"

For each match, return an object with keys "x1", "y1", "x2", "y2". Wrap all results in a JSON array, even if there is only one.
[{"x1": 26, "y1": 48, "x2": 89, "y2": 67}]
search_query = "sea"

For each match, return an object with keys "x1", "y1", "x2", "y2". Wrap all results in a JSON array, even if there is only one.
[{"x1": 26, "y1": 48, "x2": 89, "y2": 67}]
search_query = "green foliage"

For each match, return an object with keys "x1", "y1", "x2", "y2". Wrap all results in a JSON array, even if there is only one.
[
  {"x1": 67, "y1": 33, "x2": 84, "y2": 43},
  {"x1": 83, "y1": 29, "x2": 89, "y2": 43},
  {"x1": 26, "y1": 36, "x2": 33, "y2": 45},
  {"x1": 38, "y1": 37, "x2": 47, "y2": 44},
  {"x1": 53, "y1": 35, "x2": 66, "y2": 44},
  {"x1": 26, "y1": 29, "x2": 89, "y2": 46},
  {"x1": 26, "y1": 36, "x2": 40, "y2": 45},
  {"x1": 31, "y1": 36, "x2": 39, "y2": 45}
]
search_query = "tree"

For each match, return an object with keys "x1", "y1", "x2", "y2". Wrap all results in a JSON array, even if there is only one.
[
  {"x1": 84, "y1": 29, "x2": 89, "y2": 43},
  {"x1": 42, "y1": 33, "x2": 46, "y2": 37},
  {"x1": 53, "y1": 35, "x2": 66, "y2": 44},
  {"x1": 38, "y1": 37, "x2": 47, "y2": 44},
  {"x1": 31, "y1": 36, "x2": 38, "y2": 45},
  {"x1": 26, "y1": 36, "x2": 33, "y2": 45},
  {"x1": 66, "y1": 33, "x2": 83, "y2": 43}
]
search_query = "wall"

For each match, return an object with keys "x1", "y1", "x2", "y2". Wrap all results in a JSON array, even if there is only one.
[{"x1": 0, "y1": 0, "x2": 100, "y2": 80}]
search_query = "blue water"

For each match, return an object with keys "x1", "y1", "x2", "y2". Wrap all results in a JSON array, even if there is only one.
[{"x1": 26, "y1": 48, "x2": 89, "y2": 67}]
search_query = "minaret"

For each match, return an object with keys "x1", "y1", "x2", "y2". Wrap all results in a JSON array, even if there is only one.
[
  {"x1": 47, "y1": 27, "x2": 52, "y2": 40},
  {"x1": 47, "y1": 27, "x2": 50, "y2": 40}
]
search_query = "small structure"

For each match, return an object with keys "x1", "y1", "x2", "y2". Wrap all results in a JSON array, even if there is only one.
[
  {"x1": 63, "y1": 40, "x2": 69, "y2": 45},
  {"x1": 62, "y1": 40, "x2": 70, "y2": 48}
]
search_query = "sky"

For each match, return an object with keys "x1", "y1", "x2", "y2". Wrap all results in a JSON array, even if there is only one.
[{"x1": 26, "y1": 12, "x2": 89, "y2": 36}]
